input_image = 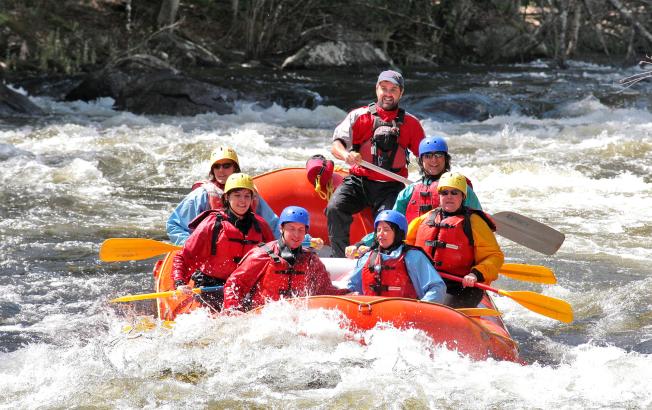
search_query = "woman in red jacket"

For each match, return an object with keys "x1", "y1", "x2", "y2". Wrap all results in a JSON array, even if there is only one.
[
  {"x1": 223, "y1": 206, "x2": 348, "y2": 312},
  {"x1": 172, "y1": 173, "x2": 275, "y2": 311}
]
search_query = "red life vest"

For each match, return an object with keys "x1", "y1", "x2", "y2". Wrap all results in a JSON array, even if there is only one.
[
  {"x1": 360, "y1": 247, "x2": 418, "y2": 299},
  {"x1": 191, "y1": 180, "x2": 224, "y2": 210},
  {"x1": 353, "y1": 103, "x2": 407, "y2": 173},
  {"x1": 413, "y1": 208, "x2": 495, "y2": 278},
  {"x1": 249, "y1": 243, "x2": 314, "y2": 307},
  {"x1": 405, "y1": 177, "x2": 474, "y2": 222},
  {"x1": 188, "y1": 210, "x2": 266, "y2": 280},
  {"x1": 405, "y1": 179, "x2": 440, "y2": 222}
]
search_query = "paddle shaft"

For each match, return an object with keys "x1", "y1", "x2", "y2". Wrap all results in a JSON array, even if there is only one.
[
  {"x1": 438, "y1": 272, "x2": 502, "y2": 294},
  {"x1": 111, "y1": 286, "x2": 223, "y2": 303},
  {"x1": 357, "y1": 160, "x2": 564, "y2": 255},
  {"x1": 438, "y1": 272, "x2": 573, "y2": 323}
]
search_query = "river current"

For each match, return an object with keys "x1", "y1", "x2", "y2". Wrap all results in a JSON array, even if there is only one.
[{"x1": 0, "y1": 61, "x2": 651, "y2": 409}]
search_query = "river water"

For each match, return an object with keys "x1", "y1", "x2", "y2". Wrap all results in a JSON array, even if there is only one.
[{"x1": 1, "y1": 61, "x2": 651, "y2": 409}]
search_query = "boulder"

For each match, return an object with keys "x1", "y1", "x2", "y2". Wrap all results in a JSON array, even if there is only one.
[
  {"x1": 282, "y1": 40, "x2": 390, "y2": 69},
  {"x1": 0, "y1": 83, "x2": 43, "y2": 116},
  {"x1": 65, "y1": 54, "x2": 179, "y2": 102},
  {"x1": 114, "y1": 72, "x2": 236, "y2": 116},
  {"x1": 408, "y1": 93, "x2": 514, "y2": 122}
]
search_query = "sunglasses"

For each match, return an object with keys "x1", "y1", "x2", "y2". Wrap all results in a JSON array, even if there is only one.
[
  {"x1": 439, "y1": 190, "x2": 461, "y2": 196},
  {"x1": 213, "y1": 162, "x2": 234, "y2": 170},
  {"x1": 422, "y1": 152, "x2": 446, "y2": 159}
]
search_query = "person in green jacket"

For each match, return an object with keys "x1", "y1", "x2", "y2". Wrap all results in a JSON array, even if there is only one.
[{"x1": 345, "y1": 135, "x2": 481, "y2": 257}]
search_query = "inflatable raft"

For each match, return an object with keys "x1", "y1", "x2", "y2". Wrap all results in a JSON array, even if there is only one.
[{"x1": 150, "y1": 166, "x2": 520, "y2": 362}]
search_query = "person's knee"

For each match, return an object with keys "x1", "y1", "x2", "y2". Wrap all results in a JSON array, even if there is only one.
[{"x1": 326, "y1": 200, "x2": 346, "y2": 219}]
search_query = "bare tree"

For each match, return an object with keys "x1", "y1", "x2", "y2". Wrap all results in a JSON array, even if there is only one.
[{"x1": 157, "y1": 0, "x2": 180, "y2": 29}]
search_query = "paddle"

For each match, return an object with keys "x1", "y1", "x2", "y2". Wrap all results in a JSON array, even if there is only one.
[
  {"x1": 498, "y1": 263, "x2": 556, "y2": 284},
  {"x1": 439, "y1": 272, "x2": 573, "y2": 323},
  {"x1": 323, "y1": 256, "x2": 555, "y2": 284},
  {"x1": 99, "y1": 238, "x2": 182, "y2": 262},
  {"x1": 110, "y1": 286, "x2": 223, "y2": 303},
  {"x1": 358, "y1": 160, "x2": 565, "y2": 255}
]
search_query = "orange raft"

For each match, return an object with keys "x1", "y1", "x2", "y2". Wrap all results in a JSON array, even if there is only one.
[
  {"x1": 153, "y1": 166, "x2": 374, "y2": 320},
  {"x1": 278, "y1": 295, "x2": 519, "y2": 362},
  {"x1": 151, "y1": 166, "x2": 520, "y2": 362}
]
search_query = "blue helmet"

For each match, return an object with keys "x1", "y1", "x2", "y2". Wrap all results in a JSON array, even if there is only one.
[
  {"x1": 419, "y1": 136, "x2": 448, "y2": 156},
  {"x1": 374, "y1": 210, "x2": 408, "y2": 235},
  {"x1": 279, "y1": 206, "x2": 310, "y2": 229}
]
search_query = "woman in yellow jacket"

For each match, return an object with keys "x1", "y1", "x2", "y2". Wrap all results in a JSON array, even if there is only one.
[{"x1": 405, "y1": 172, "x2": 504, "y2": 308}]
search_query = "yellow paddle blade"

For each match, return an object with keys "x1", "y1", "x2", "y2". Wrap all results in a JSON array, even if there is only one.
[
  {"x1": 111, "y1": 289, "x2": 181, "y2": 303},
  {"x1": 497, "y1": 289, "x2": 573, "y2": 323},
  {"x1": 456, "y1": 308, "x2": 501, "y2": 317},
  {"x1": 500, "y1": 263, "x2": 557, "y2": 284},
  {"x1": 99, "y1": 238, "x2": 181, "y2": 262}
]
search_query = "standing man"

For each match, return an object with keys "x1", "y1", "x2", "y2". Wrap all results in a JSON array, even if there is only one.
[{"x1": 327, "y1": 70, "x2": 425, "y2": 257}]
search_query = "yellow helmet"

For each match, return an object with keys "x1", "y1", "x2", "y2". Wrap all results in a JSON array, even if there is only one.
[
  {"x1": 224, "y1": 173, "x2": 255, "y2": 195},
  {"x1": 210, "y1": 146, "x2": 239, "y2": 168},
  {"x1": 438, "y1": 172, "x2": 467, "y2": 196}
]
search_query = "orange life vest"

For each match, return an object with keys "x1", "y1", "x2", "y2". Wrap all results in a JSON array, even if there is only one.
[
  {"x1": 413, "y1": 208, "x2": 495, "y2": 278},
  {"x1": 352, "y1": 103, "x2": 407, "y2": 173},
  {"x1": 360, "y1": 247, "x2": 418, "y2": 298}
]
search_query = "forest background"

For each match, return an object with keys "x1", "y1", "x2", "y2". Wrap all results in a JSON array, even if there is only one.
[{"x1": 3, "y1": 0, "x2": 652, "y2": 80}]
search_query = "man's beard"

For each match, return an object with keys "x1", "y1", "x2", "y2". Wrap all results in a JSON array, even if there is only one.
[{"x1": 377, "y1": 98, "x2": 399, "y2": 111}]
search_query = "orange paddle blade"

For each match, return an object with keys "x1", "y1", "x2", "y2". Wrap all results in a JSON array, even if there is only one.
[{"x1": 99, "y1": 238, "x2": 181, "y2": 262}]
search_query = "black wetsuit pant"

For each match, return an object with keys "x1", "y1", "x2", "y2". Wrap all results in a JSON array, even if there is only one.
[
  {"x1": 326, "y1": 175, "x2": 404, "y2": 257},
  {"x1": 442, "y1": 279, "x2": 485, "y2": 308}
]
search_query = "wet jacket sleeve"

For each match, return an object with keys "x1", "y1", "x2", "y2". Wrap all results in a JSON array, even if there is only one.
[
  {"x1": 255, "y1": 196, "x2": 280, "y2": 239},
  {"x1": 171, "y1": 215, "x2": 214, "y2": 284},
  {"x1": 333, "y1": 107, "x2": 367, "y2": 148},
  {"x1": 405, "y1": 213, "x2": 429, "y2": 246},
  {"x1": 392, "y1": 184, "x2": 414, "y2": 215},
  {"x1": 222, "y1": 248, "x2": 270, "y2": 311},
  {"x1": 346, "y1": 253, "x2": 371, "y2": 293},
  {"x1": 166, "y1": 188, "x2": 209, "y2": 245},
  {"x1": 404, "y1": 249, "x2": 446, "y2": 303},
  {"x1": 470, "y1": 214, "x2": 504, "y2": 284},
  {"x1": 464, "y1": 187, "x2": 482, "y2": 210}
]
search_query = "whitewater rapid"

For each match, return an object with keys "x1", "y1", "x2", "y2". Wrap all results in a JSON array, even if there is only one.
[{"x1": 1, "y1": 61, "x2": 651, "y2": 409}]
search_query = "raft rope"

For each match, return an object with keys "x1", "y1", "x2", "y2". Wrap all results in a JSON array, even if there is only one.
[
  {"x1": 313, "y1": 165, "x2": 348, "y2": 201},
  {"x1": 313, "y1": 175, "x2": 334, "y2": 201}
]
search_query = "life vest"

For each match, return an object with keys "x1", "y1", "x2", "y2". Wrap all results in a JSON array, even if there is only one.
[
  {"x1": 405, "y1": 179, "x2": 440, "y2": 222},
  {"x1": 360, "y1": 246, "x2": 418, "y2": 299},
  {"x1": 405, "y1": 176, "x2": 475, "y2": 222},
  {"x1": 352, "y1": 103, "x2": 408, "y2": 173},
  {"x1": 191, "y1": 180, "x2": 224, "y2": 210},
  {"x1": 188, "y1": 210, "x2": 265, "y2": 280},
  {"x1": 413, "y1": 208, "x2": 495, "y2": 278},
  {"x1": 249, "y1": 243, "x2": 313, "y2": 307}
]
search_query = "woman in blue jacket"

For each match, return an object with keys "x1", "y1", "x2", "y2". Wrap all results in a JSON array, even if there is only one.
[
  {"x1": 166, "y1": 145, "x2": 280, "y2": 245},
  {"x1": 347, "y1": 210, "x2": 446, "y2": 303}
]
